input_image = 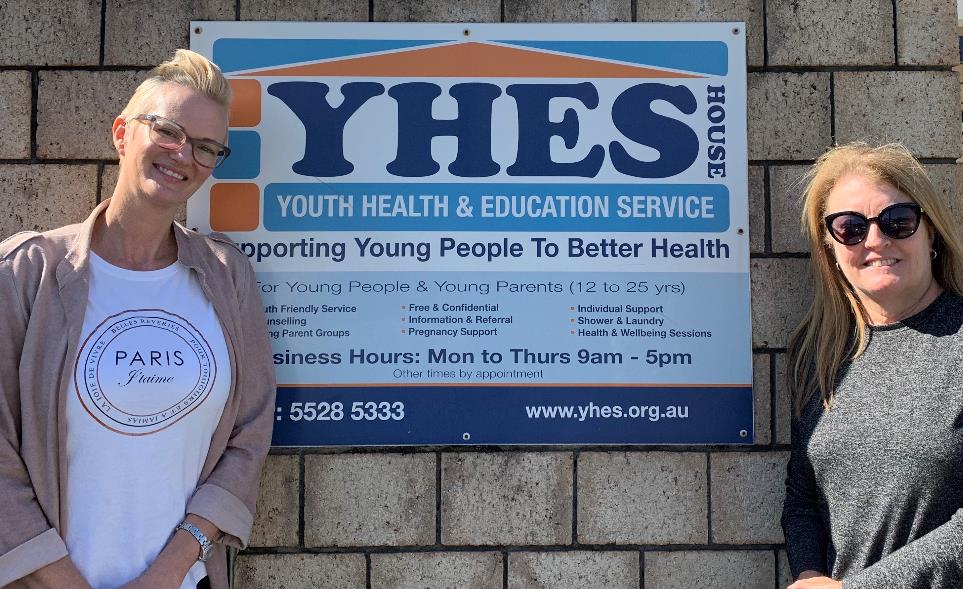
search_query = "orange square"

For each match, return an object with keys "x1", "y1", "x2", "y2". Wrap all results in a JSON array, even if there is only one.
[
  {"x1": 228, "y1": 79, "x2": 261, "y2": 127},
  {"x1": 210, "y1": 183, "x2": 259, "y2": 232}
]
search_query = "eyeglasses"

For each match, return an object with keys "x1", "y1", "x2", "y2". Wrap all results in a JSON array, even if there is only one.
[
  {"x1": 824, "y1": 202, "x2": 924, "y2": 246},
  {"x1": 128, "y1": 114, "x2": 231, "y2": 169}
]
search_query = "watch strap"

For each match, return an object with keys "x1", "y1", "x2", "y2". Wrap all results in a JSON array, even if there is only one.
[{"x1": 175, "y1": 521, "x2": 215, "y2": 562}]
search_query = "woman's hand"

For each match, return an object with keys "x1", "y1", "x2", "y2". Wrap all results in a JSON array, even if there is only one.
[
  {"x1": 119, "y1": 514, "x2": 221, "y2": 589},
  {"x1": 788, "y1": 570, "x2": 843, "y2": 588},
  {"x1": 20, "y1": 556, "x2": 93, "y2": 589}
]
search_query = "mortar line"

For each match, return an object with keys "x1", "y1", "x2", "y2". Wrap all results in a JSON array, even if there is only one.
[
  {"x1": 95, "y1": 162, "x2": 104, "y2": 205},
  {"x1": 891, "y1": 0, "x2": 899, "y2": 65},
  {"x1": 369, "y1": 0, "x2": 374, "y2": 22},
  {"x1": 571, "y1": 450, "x2": 579, "y2": 545},
  {"x1": 751, "y1": 156, "x2": 956, "y2": 166},
  {"x1": 774, "y1": 548, "x2": 781, "y2": 588},
  {"x1": 0, "y1": 158, "x2": 119, "y2": 165},
  {"x1": 761, "y1": 0, "x2": 768, "y2": 68},
  {"x1": 918, "y1": 158, "x2": 963, "y2": 164},
  {"x1": 235, "y1": 0, "x2": 240, "y2": 20},
  {"x1": 630, "y1": 0, "x2": 637, "y2": 22},
  {"x1": 99, "y1": 0, "x2": 107, "y2": 66},
  {"x1": 240, "y1": 542, "x2": 788, "y2": 555},
  {"x1": 365, "y1": 553, "x2": 372, "y2": 589},
  {"x1": 770, "y1": 350, "x2": 778, "y2": 446},
  {"x1": 502, "y1": 550, "x2": 509, "y2": 588},
  {"x1": 750, "y1": 252, "x2": 810, "y2": 260},
  {"x1": 639, "y1": 550, "x2": 645, "y2": 588},
  {"x1": 20, "y1": 65, "x2": 153, "y2": 72},
  {"x1": 747, "y1": 65, "x2": 952, "y2": 73},
  {"x1": 829, "y1": 72, "x2": 836, "y2": 144},
  {"x1": 763, "y1": 165, "x2": 772, "y2": 253},
  {"x1": 435, "y1": 452, "x2": 443, "y2": 545},
  {"x1": 705, "y1": 452, "x2": 713, "y2": 544},
  {"x1": 749, "y1": 159, "x2": 816, "y2": 165},
  {"x1": 298, "y1": 451, "x2": 306, "y2": 547},
  {"x1": 30, "y1": 69, "x2": 38, "y2": 162}
]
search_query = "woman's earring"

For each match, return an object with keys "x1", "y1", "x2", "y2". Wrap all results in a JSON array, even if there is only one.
[{"x1": 931, "y1": 249, "x2": 938, "y2": 260}]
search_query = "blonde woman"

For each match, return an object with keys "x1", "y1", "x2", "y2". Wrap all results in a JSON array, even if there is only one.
[
  {"x1": 782, "y1": 143, "x2": 963, "y2": 589},
  {"x1": 0, "y1": 50, "x2": 274, "y2": 589}
]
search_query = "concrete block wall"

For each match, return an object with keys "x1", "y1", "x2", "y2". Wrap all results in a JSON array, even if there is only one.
[{"x1": 1, "y1": 1, "x2": 959, "y2": 587}]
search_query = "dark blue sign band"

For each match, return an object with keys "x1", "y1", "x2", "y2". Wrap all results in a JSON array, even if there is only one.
[{"x1": 272, "y1": 385, "x2": 753, "y2": 446}]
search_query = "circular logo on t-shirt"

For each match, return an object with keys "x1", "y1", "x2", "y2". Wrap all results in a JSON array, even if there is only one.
[{"x1": 74, "y1": 309, "x2": 218, "y2": 436}]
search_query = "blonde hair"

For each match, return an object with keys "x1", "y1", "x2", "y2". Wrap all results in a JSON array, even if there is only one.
[
  {"x1": 787, "y1": 142, "x2": 963, "y2": 416},
  {"x1": 121, "y1": 49, "x2": 231, "y2": 119}
]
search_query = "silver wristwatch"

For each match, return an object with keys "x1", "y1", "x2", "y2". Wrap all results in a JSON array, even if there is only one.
[{"x1": 175, "y1": 521, "x2": 215, "y2": 562}]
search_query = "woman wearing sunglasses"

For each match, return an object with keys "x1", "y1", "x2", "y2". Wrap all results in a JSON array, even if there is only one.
[
  {"x1": 0, "y1": 50, "x2": 274, "y2": 589},
  {"x1": 782, "y1": 143, "x2": 963, "y2": 589}
]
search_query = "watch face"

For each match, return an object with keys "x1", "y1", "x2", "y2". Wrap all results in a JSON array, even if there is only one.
[{"x1": 200, "y1": 541, "x2": 214, "y2": 562}]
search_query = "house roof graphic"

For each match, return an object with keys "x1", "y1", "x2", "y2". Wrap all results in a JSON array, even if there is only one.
[{"x1": 236, "y1": 41, "x2": 706, "y2": 78}]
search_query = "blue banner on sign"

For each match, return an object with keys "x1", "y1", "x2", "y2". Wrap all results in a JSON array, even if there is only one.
[
  {"x1": 272, "y1": 385, "x2": 753, "y2": 445},
  {"x1": 262, "y1": 183, "x2": 730, "y2": 232},
  {"x1": 213, "y1": 38, "x2": 448, "y2": 73}
]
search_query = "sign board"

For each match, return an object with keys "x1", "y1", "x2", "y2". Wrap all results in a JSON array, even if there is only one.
[{"x1": 190, "y1": 22, "x2": 753, "y2": 446}]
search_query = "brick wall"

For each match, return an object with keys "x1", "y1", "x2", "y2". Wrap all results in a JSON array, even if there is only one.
[{"x1": 1, "y1": 1, "x2": 959, "y2": 588}]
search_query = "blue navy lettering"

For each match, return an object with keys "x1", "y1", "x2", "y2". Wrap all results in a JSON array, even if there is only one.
[
  {"x1": 266, "y1": 81, "x2": 385, "y2": 176},
  {"x1": 506, "y1": 82, "x2": 605, "y2": 178},
  {"x1": 387, "y1": 82, "x2": 501, "y2": 177},
  {"x1": 267, "y1": 81, "x2": 703, "y2": 180},
  {"x1": 610, "y1": 83, "x2": 699, "y2": 179}
]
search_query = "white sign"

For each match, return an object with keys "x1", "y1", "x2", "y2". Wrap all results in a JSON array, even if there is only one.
[{"x1": 190, "y1": 22, "x2": 752, "y2": 445}]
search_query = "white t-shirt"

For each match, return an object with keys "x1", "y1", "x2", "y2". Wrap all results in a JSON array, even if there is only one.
[{"x1": 66, "y1": 253, "x2": 230, "y2": 589}]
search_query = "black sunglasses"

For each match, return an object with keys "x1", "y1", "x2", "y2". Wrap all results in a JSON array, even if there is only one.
[{"x1": 824, "y1": 202, "x2": 924, "y2": 246}]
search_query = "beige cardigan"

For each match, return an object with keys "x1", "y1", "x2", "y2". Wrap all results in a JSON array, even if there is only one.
[{"x1": 0, "y1": 201, "x2": 276, "y2": 589}]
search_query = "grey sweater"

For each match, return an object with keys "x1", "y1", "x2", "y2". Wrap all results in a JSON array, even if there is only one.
[{"x1": 782, "y1": 291, "x2": 963, "y2": 588}]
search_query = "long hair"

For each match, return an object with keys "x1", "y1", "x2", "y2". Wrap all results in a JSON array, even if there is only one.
[
  {"x1": 121, "y1": 49, "x2": 231, "y2": 119},
  {"x1": 787, "y1": 142, "x2": 963, "y2": 415}
]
